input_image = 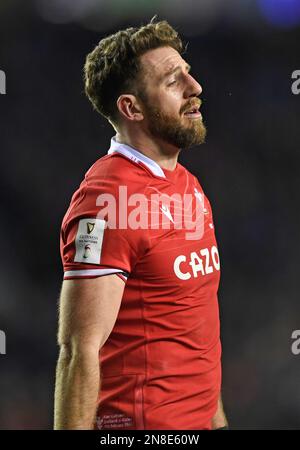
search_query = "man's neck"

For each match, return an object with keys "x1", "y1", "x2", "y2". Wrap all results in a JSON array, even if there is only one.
[{"x1": 115, "y1": 131, "x2": 179, "y2": 171}]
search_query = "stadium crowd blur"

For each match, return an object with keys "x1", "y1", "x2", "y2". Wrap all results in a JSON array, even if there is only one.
[{"x1": 0, "y1": 0, "x2": 300, "y2": 429}]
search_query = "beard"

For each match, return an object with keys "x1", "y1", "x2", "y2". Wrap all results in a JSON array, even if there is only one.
[{"x1": 140, "y1": 95, "x2": 207, "y2": 150}]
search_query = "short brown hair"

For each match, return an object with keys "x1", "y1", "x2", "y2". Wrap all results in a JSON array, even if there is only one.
[{"x1": 84, "y1": 18, "x2": 184, "y2": 124}]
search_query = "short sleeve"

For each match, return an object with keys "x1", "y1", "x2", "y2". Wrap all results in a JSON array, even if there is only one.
[{"x1": 60, "y1": 175, "x2": 150, "y2": 281}]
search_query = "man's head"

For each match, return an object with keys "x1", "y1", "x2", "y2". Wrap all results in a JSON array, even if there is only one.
[{"x1": 84, "y1": 18, "x2": 206, "y2": 150}]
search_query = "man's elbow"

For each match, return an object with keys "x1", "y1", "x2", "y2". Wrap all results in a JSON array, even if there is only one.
[{"x1": 57, "y1": 338, "x2": 101, "y2": 365}]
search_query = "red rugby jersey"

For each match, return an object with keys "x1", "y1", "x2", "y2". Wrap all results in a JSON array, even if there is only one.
[{"x1": 60, "y1": 137, "x2": 222, "y2": 430}]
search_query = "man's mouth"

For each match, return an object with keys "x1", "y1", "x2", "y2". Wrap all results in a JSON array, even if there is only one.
[
  {"x1": 183, "y1": 107, "x2": 202, "y2": 119},
  {"x1": 183, "y1": 103, "x2": 202, "y2": 119}
]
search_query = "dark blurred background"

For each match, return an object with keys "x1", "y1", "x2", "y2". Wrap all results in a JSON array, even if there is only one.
[{"x1": 0, "y1": 0, "x2": 300, "y2": 430}]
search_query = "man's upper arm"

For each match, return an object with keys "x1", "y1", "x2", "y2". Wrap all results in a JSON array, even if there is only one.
[
  {"x1": 60, "y1": 167, "x2": 150, "y2": 282},
  {"x1": 58, "y1": 274, "x2": 125, "y2": 351}
]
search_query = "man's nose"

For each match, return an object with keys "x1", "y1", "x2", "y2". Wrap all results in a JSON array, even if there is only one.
[{"x1": 185, "y1": 73, "x2": 202, "y2": 98}]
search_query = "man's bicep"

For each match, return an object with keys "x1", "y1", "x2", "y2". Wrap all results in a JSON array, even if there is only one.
[{"x1": 57, "y1": 274, "x2": 125, "y2": 351}]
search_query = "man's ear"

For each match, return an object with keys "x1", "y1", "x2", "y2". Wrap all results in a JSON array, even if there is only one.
[{"x1": 116, "y1": 94, "x2": 144, "y2": 122}]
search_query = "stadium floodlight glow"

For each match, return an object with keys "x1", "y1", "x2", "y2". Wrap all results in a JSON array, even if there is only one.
[
  {"x1": 0, "y1": 330, "x2": 6, "y2": 355},
  {"x1": 35, "y1": 0, "x2": 101, "y2": 25},
  {"x1": 0, "y1": 70, "x2": 6, "y2": 95},
  {"x1": 258, "y1": 0, "x2": 300, "y2": 28}
]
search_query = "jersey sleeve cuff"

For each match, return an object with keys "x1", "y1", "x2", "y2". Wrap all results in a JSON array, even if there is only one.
[{"x1": 63, "y1": 268, "x2": 129, "y2": 281}]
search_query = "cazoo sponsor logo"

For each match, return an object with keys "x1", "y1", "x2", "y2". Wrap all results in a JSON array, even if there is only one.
[{"x1": 173, "y1": 246, "x2": 220, "y2": 280}]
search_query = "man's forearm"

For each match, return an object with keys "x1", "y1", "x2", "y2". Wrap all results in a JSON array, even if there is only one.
[{"x1": 54, "y1": 345, "x2": 100, "y2": 430}]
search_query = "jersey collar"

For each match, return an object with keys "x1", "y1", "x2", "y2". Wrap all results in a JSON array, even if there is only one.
[{"x1": 108, "y1": 136, "x2": 166, "y2": 178}]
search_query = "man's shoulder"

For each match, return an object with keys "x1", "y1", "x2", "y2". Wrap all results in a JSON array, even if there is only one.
[
  {"x1": 86, "y1": 152, "x2": 151, "y2": 187},
  {"x1": 62, "y1": 152, "x2": 148, "y2": 225}
]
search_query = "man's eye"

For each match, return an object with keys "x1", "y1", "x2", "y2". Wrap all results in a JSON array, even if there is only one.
[{"x1": 167, "y1": 80, "x2": 177, "y2": 86}]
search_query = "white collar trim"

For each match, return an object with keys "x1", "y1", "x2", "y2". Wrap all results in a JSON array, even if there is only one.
[{"x1": 107, "y1": 136, "x2": 166, "y2": 178}]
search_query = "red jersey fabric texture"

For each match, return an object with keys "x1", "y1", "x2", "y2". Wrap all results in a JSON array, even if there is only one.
[{"x1": 60, "y1": 138, "x2": 222, "y2": 430}]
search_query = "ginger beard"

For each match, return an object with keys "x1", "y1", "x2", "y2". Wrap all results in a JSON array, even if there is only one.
[{"x1": 140, "y1": 93, "x2": 207, "y2": 150}]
